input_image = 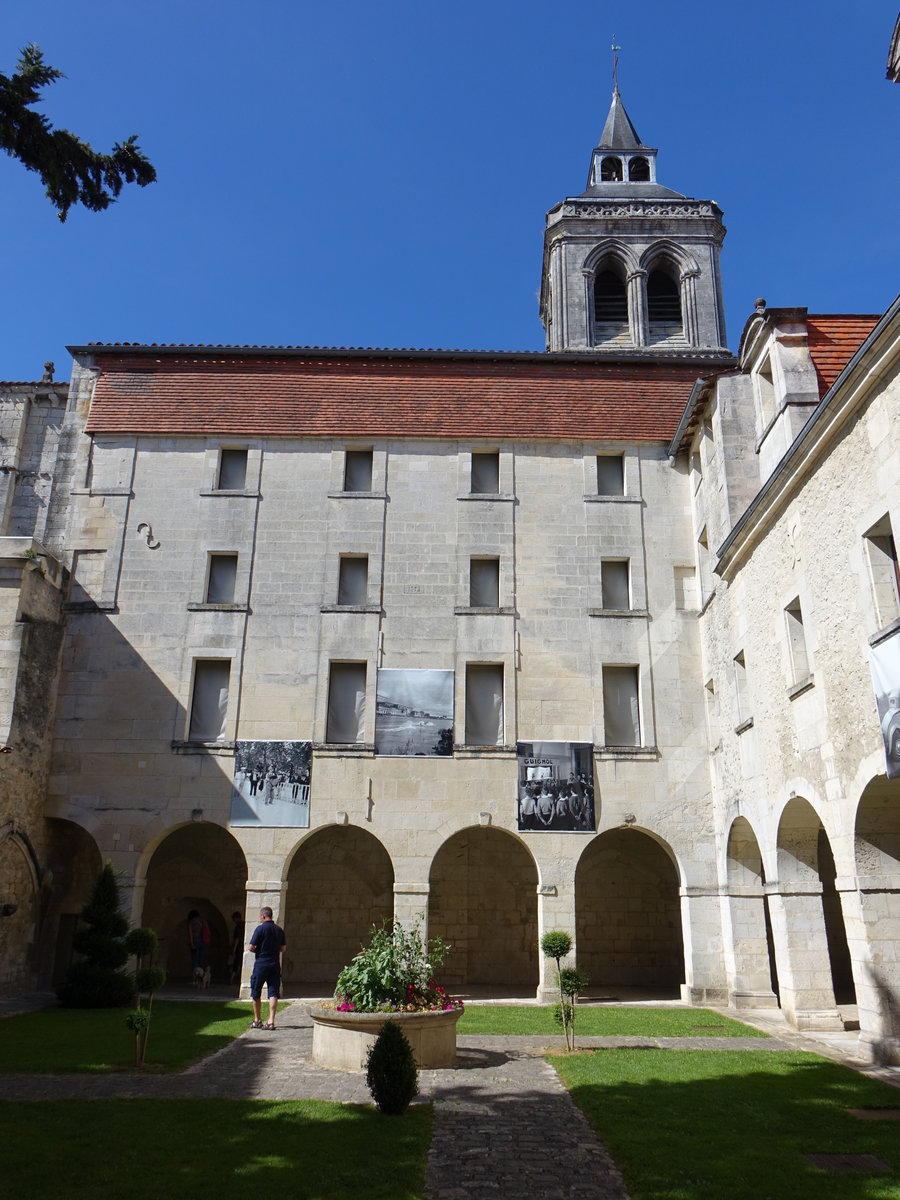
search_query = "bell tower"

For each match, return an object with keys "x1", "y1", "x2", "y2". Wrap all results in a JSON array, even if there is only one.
[{"x1": 540, "y1": 86, "x2": 730, "y2": 360}]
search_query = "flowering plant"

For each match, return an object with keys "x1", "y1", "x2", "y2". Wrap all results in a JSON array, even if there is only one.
[{"x1": 333, "y1": 917, "x2": 463, "y2": 1013}]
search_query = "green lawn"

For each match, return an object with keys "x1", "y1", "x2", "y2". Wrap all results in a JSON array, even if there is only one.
[
  {"x1": 458, "y1": 1004, "x2": 768, "y2": 1038},
  {"x1": 554, "y1": 1048, "x2": 900, "y2": 1200},
  {"x1": 1, "y1": 1098, "x2": 431, "y2": 1200},
  {"x1": 0, "y1": 1001, "x2": 253, "y2": 1072}
]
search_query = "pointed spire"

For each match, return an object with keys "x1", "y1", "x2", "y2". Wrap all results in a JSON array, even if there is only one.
[{"x1": 598, "y1": 88, "x2": 644, "y2": 150}]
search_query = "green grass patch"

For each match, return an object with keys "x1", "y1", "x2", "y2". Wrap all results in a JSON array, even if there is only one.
[
  {"x1": 0, "y1": 1001, "x2": 253, "y2": 1072},
  {"x1": 553, "y1": 1048, "x2": 900, "y2": 1200},
  {"x1": 457, "y1": 1004, "x2": 767, "y2": 1038},
  {"x1": 1, "y1": 1097, "x2": 431, "y2": 1200}
]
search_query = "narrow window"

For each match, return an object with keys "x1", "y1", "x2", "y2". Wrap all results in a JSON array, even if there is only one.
[
  {"x1": 471, "y1": 452, "x2": 500, "y2": 494},
  {"x1": 864, "y1": 518, "x2": 900, "y2": 628},
  {"x1": 785, "y1": 599, "x2": 810, "y2": 683},
  {"x1": 337, "y1": 556, "x2": 369, "y2": 606},
  {"x1": 628, "y1": 156, "x2": 650, "y2": 182},
  {"x1": 344, "y1": 450, "x2": 373, "y2": 492},
  {"x1": 593, "y1": 270, "x2": 628, "y2": 327},
  {"x1": 704, "y1": 679, "x2": 719, "y2": 750},
  {"x1": 697, "y1": 528, "x2": 712, "y2": 604},
  {"x1": 647, "y1": 268, "x2": 682, "y2": 327},
  {"x1": 600, "y1": 155, "x2": 623, "y2": 182},
  {"x1": 601, "y1": 560, "x2": 630, "y2": 610},
  {"x1": 470, "y1": 558, "x2": 500, "y2": 607},
  {"x1": 734, "y1": 652, "x2": 750, "y2": 726},
  {"x1": 206, "y1": 553, "x2": 238, "y2": 604},
  {"x1": 326, "y1": 663, "x2": 367, "y2": 743},
  {"x1": 465, "y1": 664, "x2": 503, "y2": 746},
  {"x1": 189, "y1": 661, "x2": 230, "y2": 742},
  {"x1": 597, "y1": 454, "x2": 625, "y2": 496},
  {"x1": 217, "y1": 448, "x2": 247, "y2": 491},
  {"x1": 756, "y1": 355, "x2": 776, "y2": 428},
  {"x1": 603, "y1": 665, "x2": 641, "y2": 747}
]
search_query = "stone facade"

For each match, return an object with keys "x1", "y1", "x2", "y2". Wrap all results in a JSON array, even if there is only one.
[
  {"x1": 0, "y1": 87, "x2": 897, "y2": 1069},
  {"x1": 680, "y1": 299, "x2": 900, "y2": 1060}
]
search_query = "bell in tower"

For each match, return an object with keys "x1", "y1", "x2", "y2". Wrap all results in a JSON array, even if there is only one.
[{"x1": 540, "y1": 76, "x2": 731, "y2": 360}]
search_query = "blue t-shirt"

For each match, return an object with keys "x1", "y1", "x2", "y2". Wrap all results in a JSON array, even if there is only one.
[{"x1": 249, "y1": 920, "x2": 285, "y2": 966}]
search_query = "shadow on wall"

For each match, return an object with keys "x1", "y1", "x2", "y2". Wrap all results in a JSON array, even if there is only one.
[{"x1": 39, "y1": 608, "x2": 242, "y2": 989}]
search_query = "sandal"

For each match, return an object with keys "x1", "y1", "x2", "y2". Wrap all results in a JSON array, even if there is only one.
[
  {"x1": 249, "y1": 1020, "x2": 263, "y2": 1029},
  {"x1": 263, "y1": 1022, "x2": 276, "y2": 1030}
]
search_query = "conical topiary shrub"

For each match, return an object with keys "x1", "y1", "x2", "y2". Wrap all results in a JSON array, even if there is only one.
[
  {"x1": 57, "y1": 862, "x2": 134, "y2": 1008},
  {"x1": 365, "y1": 1020, "x2": 419, "y2": 1115}
]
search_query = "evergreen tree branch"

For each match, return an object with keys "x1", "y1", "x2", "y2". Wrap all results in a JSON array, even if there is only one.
[{"x1": 0, "y1": 44, "x2": 156, "y2": 221}]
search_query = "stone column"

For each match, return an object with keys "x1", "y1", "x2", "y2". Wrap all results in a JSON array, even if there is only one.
[
  {"x1": 679, "y1": 886, "x2": 728, "y2": 1004},
  {"x1": 536, "y1": 880, "x2": 576, "y2": 1004},
  {"x1": 839, "y1": 874, "x2": 900, "y2": 1064},
  {"x1": 723, "y1": 885, "x2": 778, "y2": 1008},
  {"x1": 627, "y1": 269, "x2": 648, "y2": 346},
  {"x1": 766, "y1": 882, "x2": 842, "y2": 1029},
  {"x1": 393, "y1": 884, "x2": 430, "y2": 934},
  {"x1": 241, "y1": 878, "x2": 287, "y2": 1000},
  {"x1": 680, "y1": 269, "x2": 700, "y2": 346}
]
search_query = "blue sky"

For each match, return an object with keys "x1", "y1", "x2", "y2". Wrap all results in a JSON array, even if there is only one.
[{"x1": 1, "y1": 2, "x2": 898, "y2": 382}]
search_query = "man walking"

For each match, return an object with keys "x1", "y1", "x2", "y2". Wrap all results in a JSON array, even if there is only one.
[{"x1": 247, "y1": 906, "x2": 286, "y2": 1029}]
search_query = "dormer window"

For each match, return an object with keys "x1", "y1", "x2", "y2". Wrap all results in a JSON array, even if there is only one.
[
  {"x1": 628, "y1": 156, "x2": 650, "y2": 182},
  {"x1": 600, "y1": 155, "x2": 623, "y2": 182}
]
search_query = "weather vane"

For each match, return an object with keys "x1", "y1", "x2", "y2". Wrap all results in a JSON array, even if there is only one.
[{"x1": 611, "y1": 36, "x2": 622, "y2": 91}]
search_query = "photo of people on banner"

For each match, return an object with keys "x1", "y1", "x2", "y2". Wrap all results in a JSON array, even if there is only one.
[
  {"x1": 869, "y1": 628, "x2": 900, "y2": 780},
  {"x1": 516, "y1": 741, "x2": 595, "y2": 832},
  {"x1": 230, "y1": 740, "x2": 312, "y2": 827}
]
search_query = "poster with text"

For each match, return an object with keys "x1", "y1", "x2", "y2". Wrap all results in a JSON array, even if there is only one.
[
  {"x1": 869, "y1": 629, "x2": 900, "y2": 780},
  {"x1": 516, "y1": 741, "x2": 595, "y2": 832},
  {"x1": 375, "y1": 669, "x2": 454, "y2": 756},
  {"x1": 230, "y1": 740, "x2": 312, "y2": 826}
]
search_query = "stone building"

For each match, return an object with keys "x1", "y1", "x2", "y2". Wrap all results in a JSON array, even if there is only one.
[{"x1": 1, "y1": 87, "x2": 897, "y2": 1062}]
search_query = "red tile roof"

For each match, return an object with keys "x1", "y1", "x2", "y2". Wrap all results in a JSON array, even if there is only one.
[
  {"x1": 84, "y1": 351, "x2": 715, "y2": 441},
  {"x1": 807, "y1": 315, "x2": 879, "y2": 398}
]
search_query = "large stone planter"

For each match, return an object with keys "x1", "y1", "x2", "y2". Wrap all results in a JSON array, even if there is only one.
[{"x1": 310, "y1": 1005, "x2": 463, "y2": 1070}]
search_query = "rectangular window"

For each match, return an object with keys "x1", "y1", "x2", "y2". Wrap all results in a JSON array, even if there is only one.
[
  {"x1": 217, "y1": 448, "x2": 247, "y2": 491},
  {"x1": 601, "y1": 560, "x2": 630, "y2": 610},
  {"x1": 337, "y1": 556, "x2": 369, "y2": 606},
  {"x1": 470, "y1": 557, "x2": 500, "y2": 607},
  {"x1": 603, "y1": 665, "x2": 641, "y2": 746},
  {"x1": 597, "y1": 454, "x2": 625, "y2": 496},
  {"x1": 471, "y1": 452, "x2": 500, "y2": 494},
  {"x1": 206, "y1": 553, "x2": 238, "y2": 604},
  {"x1": 326, "y1": 663, "x2": 367, "y2": 743},
  {"x1": 344, "y1": 450, "x2": 373, "y2": 492},
  {"x1": 734, "y1": 651, "x2": 750, "y2": 725},
  {"x1": 465, "y1": 664, "x2": 503, "y2": 746},
  {"x1": 785, "y1": 599, "x2": 810, "y2": 682},
  {"x1": 864, "y1": 518, "x2": 900, "y2": 628},
  {"x1": 189, "y1": 661, "x2": 230, "y2": 742}
]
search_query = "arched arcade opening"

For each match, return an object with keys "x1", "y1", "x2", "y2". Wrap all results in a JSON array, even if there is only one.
[
  {"x1": 283, "y1": 825, "x2": 393, "y2": 992},
  {"x1": 142, "y1": 823, "x2": 248, "y2": 985},
  {"x1": 429, "y1": 827, "x2": 539, "y2": 994},
  {"x1": 774, "y1": 798, "x2": 854, "y2": 1024},
  {"x1": 575, "y1": 828, "x2": 684, "y2": 996},
  {"x1": 854, "y1": 774, "x2": 900, "y2": 1054}
]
